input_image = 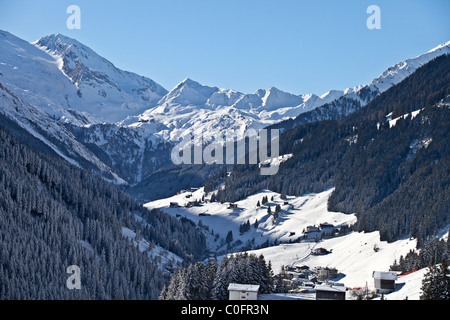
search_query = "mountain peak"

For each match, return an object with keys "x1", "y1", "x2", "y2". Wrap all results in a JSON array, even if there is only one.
[
  {"x1": 177, "y1": 78, "x2": 202, "y2": 88},
  {"x1": 257, "y1": 86, "x2": 304, "y2": 111},
  {"x1": 320, "y1": 89, "x2": 344, "y2": 100},
  {"x1": 162, "y1": 78, "x2": 218, "y2": 107},
  {"x1": 267, "y1": 86, "x2": 281, "y2": 92},
  {"x1": 40, "y1": 32, "x2": 73, "y2": 41},
  {"x1": 34, "y1": 33, "x2": 85, "y2": 52}
]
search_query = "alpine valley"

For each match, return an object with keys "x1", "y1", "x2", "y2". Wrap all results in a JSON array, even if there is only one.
[{"x1": 0, "y1": 29, "x2": 449, "y2": 300}]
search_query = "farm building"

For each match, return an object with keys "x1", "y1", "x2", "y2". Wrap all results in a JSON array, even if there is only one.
[
  {"x1": 228, "y1": 203, "x2": 238, "y2": 209},
  {"x1": 372, "y1": 271, "x2": 398, "y2": 293},
  {"x1": 315, "y1": 283, "x2": 346, "y2": 300},
  {"x1": 186, "y1": 200, "x2": 201, "y2": 207},
  {"x1": 312, "y1": 247, "x2": 331, "y2": 255},
  {"x1": 295, "y1": 265, "x2": 310, "y2": 272},
  {"x1": 316, "y1": 267, "x2": 338, "y2": 281},
  {"x1": 319, "y1": 222, "x2": 335, "y2": 230},
  {"x1": 169, "y1": 202, "x2": 180, "y2": 208},
  {"x1": 306, "y1": 226, "x2": 320, "y2": 233},
  {"x1": 228, "y1": 283, "x2": 260, "y2": 300}
]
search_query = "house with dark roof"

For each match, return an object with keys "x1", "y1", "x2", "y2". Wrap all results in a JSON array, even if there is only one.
[{"x1": 372, "y1": 271, "x2": 398, "y2": 294}]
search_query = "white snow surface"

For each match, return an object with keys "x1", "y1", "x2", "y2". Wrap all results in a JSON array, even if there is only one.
[
  {"x1": 144, "y1": 187, "x2": 426, "y2": 299},
  {"x1": 145, "y1": 187, "x2": 357, "y2": 251},
  {"x1": 250, "y1": 231, "x2": 415, "y2": 289}
]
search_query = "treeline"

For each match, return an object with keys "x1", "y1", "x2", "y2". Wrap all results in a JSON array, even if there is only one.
[
  {"x1": 205, "y1": 54, "x2": 450, "y2": 246},
  {"x1": 159, "y1": 252, "x2": 274, "y2": 300},
  {"x1": 0, "y1": 125, "x2": 206, "y2": 299},
  {"x1": 139, "y1": 208, "x2": 206, "y2": 261},
  {"x1": 391, "y1": 235, "x2": 450, "y2": 274}
]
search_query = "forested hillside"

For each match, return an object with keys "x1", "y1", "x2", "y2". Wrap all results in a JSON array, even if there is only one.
[
  {"x1": 205, "y1": 54, "x2": 450, "y2": 246},
  {"x1": 0, "y1": 125, "x2": 206, "y2": 299},
  {"x1": 159, "y1": 253, "x2": 274, "y2": 300}
]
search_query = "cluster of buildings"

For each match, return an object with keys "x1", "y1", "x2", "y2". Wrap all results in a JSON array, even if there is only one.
[
  {"x1": 301, "y1": 223, "x2": 337, "y2": 241},
  {"x1": 228, "y1": 270, "x2": 399, "y2": 300}
]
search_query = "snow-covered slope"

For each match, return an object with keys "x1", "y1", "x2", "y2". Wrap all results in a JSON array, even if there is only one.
[
  {"x1": 371, "y1": 40, "x2": 450, "y2": 93},
  {"x1": 0, "y1": 81, "x2": 126, "y2": 184},
  {"x1": 144, "y1": 187, "x2": 357, "y2": 254},
  {"x1": 122, "y1": 226, "x2": 183, "y2": 271},
  {"x1": 0, "y1": 30, "x2": 168, "y2": 124},
  {"x1": 252, "y1": 231, "x2": 416, "y2": 289},
  {"x1": 0, "y1": 30, "x2": 88, "y2": 125},
  {"x1": 144, "y1": 186, "x2": 421, "y2": 298}
]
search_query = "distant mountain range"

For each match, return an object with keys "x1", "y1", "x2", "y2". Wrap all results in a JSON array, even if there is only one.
[{"x1": 1, "y1": 30, "x2": 449, "y2": 188}]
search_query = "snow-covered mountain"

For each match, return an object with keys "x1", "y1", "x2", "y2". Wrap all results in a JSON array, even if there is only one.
[
  {"x1": 0, "y1": 31, "x2": 89, "y2": 125},
  {"x1": 1, "y1": 29, "x2": 449, "y2": 186},
  {"x1": 371, "y1": 40, "x2": 450, "y2": 93},
  {"x1": 123, "y1": 40, "x2": 450, "y2": 144},
  {"x1": 119, "y1": 78, "x2": 343, "y2": 144},
  {"x1": 0, "y1": 30, "x2": 168, "y2": 125},
  {"x1": 273, "y1": 41, "x2": 450, "y2": 131},
  {"x1": 0, "y1": 80, "x2": 126, "y2": 184},
  {"x1": 34, "y1": 33, "x2": 168, "y2": 123},
  {"x1": 0, "y1": 30, "x2": 172, "y2": 183}
]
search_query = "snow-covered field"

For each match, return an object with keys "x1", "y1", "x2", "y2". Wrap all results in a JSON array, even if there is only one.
[
  {"x1": 144, "y1": 187, "x2": 425, "y2": 299},
  {"x1": 248, "y1": 231, "x2": 416, "y2": 290},
  {"x1": 144, "y1": 187, "x2": 357, "y2": 253}
]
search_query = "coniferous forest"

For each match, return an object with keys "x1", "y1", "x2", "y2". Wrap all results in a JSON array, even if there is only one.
[
  {"x1": 159, "y1": 252, "x2": 274, "y2": 300},
  {"x1": 0, "y1": 126, "x2": 206, "y2": 299}
]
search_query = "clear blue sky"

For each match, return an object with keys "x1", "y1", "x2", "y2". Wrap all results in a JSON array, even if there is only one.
[{"x1": 1, "y1": 0, "x2": 449, "y2": 95}]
